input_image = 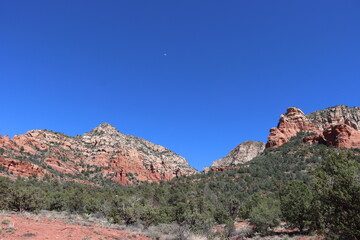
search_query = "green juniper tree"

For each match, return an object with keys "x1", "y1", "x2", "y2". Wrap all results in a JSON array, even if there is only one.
[
  {"x1": 249, "y1": 196, "x2": 281, "y2": 234},
  {"x1": 312, "y1": 152, "x2": 360, "y2": 239},
  {"x1": 280, "y1": 181, "x2": 313, "y2": 232}
]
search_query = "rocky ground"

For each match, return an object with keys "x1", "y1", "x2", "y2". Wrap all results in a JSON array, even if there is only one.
[
  {"x1": 0, "y1": 211, "x2": 324, "y2": 240},
  {"x1": 0, "y1": 211, "x2": 150, "y2": 240}
]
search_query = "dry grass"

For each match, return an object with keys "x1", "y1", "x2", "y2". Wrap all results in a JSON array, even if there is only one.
[{"x1": 0, "y1": 211, "x2": 322, "y2": 240}]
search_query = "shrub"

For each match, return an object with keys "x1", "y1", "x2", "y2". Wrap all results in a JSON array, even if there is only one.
[{"x1": 249, "y1": 197, "x2": 281, "y2": 234}]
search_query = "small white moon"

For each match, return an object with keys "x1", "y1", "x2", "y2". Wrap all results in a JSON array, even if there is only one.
[{"x1": 163, "y1": 53, "x2": 167, "y2": 56}]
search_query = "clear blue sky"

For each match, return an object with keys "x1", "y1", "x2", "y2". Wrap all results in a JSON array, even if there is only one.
[{"x1": 1, "y1": 1, "x2": 359, "y2": 170}]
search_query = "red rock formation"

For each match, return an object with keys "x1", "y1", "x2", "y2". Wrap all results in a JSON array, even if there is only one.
[
  {"x1": 0, "y1": 123, "x2": 197, "y2": 185},
  {"x1": 267, "y1": 107, "x2": 320, "y2": 148},
  {"x1": 322, "y1": 124, "x2": 360, "y2": 148},
  {"x1": 267, "y1": 105, "x2": 360, "y2": 149},
  {"x1": 0, "y1": 157, "x2": 49, "y2": 177}
]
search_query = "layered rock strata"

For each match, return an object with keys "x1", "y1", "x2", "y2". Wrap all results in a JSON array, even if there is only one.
[
  {"x1": 0, "y1": 123, "x2": 197, "y2": 185},
  {"x1": 204, "y1": 141, "x2": 265, "y2": 172},
  {"x1": 211, "y1": 141, "x2": 265, "y2": 167},
  {"x1": 267, "y1": 105, "x2": 360, "y2": 148}
]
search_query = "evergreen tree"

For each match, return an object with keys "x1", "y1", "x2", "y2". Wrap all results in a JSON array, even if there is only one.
[
  {"x1": 249, "y1": 197, "x2": 281, "y2": 234},
  {"x1": 313, "y1": 152, "x2": 360, "y2": 239},
  {"x1": 280, "y1": 181, "x2": 313, "y2": 232}
]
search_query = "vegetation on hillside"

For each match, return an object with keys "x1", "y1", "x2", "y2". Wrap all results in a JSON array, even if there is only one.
[{"x1": 0, "y1": 132, "x2": 359, "y2": 239}]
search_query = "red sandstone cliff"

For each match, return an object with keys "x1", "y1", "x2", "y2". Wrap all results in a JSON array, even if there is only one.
[
  {"x1": 267, "y1": 105, "x2": 360, "y2": 149},
  {"x1": 0, "y1": 123, "x2": 197, "y2": 185}
]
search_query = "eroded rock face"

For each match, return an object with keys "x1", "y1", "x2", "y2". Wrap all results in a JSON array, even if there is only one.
[
  {"x1": 267, "y1": 107, "x2": 320, "y2": 148},
  {"x1": 211, "y1": 141, "x2": 265, "y2": 167},
  {"x1": 307, "y1": 105, "x2": 360, "y2": 131},
  {"x1": 0, "y1": 157, "x2": 49, "y2": 177},
  {"x1": 322, "y1": 124, "x2": 360, "y2": 148},
  {"x1": 267, "y1": 105, "x2": 360, "y2": 148},
  {"x1": 0, "y1": 123, "x2": 197, "y2": 185}
]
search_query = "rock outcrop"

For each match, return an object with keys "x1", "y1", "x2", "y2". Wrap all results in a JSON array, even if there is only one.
[
  {"x1": 0, "y1": 123, "x2": 197, "y2": 185},
  {"x1": 307, "y1": 105, "x2": 360, "y2": 131},
  {"x1": 211, "y1": 141, "x2": 265, "y2": 167},
  {"x1": 267, "y1": 105, "x2": 360, "y2": 148},
  {"x1": 322, "y1": 124, "x2": 360, "y2": 149},
  {"x1": 267, "y1": 107, "x2": 320, "y2": 148}
]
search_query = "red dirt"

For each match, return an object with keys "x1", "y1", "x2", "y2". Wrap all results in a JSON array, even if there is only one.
[{"x1": 0, "y1": 213, "x2": 150, "y2": 240}]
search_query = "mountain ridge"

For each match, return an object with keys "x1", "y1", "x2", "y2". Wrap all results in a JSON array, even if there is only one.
[
  {"x1": 205, "y1": 105, "x2": 360, "y2": 170},
  {"x1": 1, "y1": 105, "x2": 360, "y2": 183},
  {"x1": 267, "y1": 105, "x2": 360, "y2": 148},
  {"x1": 0, "y1": 123, "x2": 197, "y2": 185}
]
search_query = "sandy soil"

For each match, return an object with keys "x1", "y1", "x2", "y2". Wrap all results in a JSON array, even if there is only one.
[{"x1": 0, "y1": 212, "x2": 150, "y2": 240}]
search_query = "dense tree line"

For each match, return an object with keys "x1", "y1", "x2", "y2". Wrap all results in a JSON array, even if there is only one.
[{"x1": 0, "y1": 133, "x2": 359, "y2": 238}]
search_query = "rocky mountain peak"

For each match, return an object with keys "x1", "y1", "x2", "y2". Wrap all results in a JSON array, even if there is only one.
[
  {"x1": 279, "y1": 107, "x2": 309, "y2": 125},
  {"x1": 90, "y1": 123, "x2": 121, "y2": 136},
  {"x1": 267, "y1": 105, "x2": 360, "y2": 148},
  {"x1": 286, "y1": 107, "x2": 305, "y2": 115},
  {"x1": 0, "y1": 124, "x2": 197, "y2": 185},
  {"x1": 267, "y1": 107, "x2": 319, "y2": 148},
  {"x1": 210, "y1": 141, "x2": 265, "y2": 168}
]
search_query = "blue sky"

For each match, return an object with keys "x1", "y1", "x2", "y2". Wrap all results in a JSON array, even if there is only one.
[{"x1": 1, "y1": 0, "x2": 359, "y2": 170}]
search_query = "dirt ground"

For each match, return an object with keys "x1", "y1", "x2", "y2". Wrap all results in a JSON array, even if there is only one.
[
  {"x1": 0, "y1": 212, "x2": 150, "y2": 240},
  {"x1": 0, "y1": 211, "x2": 325, "y2": 240}
]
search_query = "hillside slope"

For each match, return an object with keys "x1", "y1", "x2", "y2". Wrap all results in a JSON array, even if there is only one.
[{"x1": 0, "y1": 123, "x2": 197, "y2": 185}]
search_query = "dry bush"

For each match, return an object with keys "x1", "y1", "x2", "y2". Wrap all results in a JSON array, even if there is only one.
[{"x1": 143, "y1": 223, "x2": 192, "y2": 240}]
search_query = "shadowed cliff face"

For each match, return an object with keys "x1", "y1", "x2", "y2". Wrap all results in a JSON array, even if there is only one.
[
  {"x1": 0, "y1": 123, "x2": 197, "y2": 185},
  {"x1": 267, "y1": 105, "x2": 360, "y2": 148}
]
